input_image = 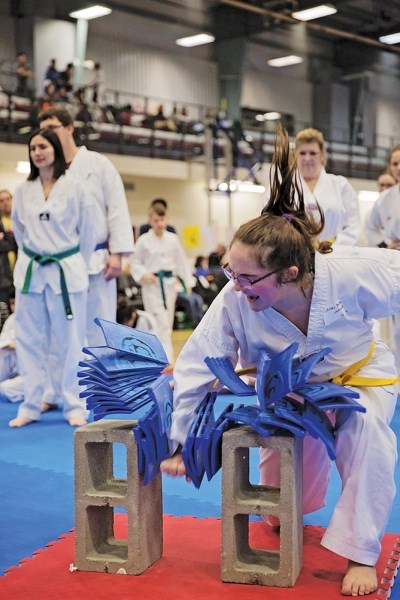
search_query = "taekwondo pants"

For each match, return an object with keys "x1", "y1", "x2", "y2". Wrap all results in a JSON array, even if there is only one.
[
  {"x1": 259, "y1": 384, "x2": 398, "y2": 565},
  {"x1": 141, "y1": 278, "x2": 177, "y2": 363},
  {"x1": 86, "y1": 272, "x2": 117, "y2": 346},
  {"x1": 14, "y1": 287, "x2": 88, "y2": 422}
]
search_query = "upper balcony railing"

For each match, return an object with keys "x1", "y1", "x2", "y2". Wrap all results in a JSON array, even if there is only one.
[{"x1": 0, "y1": 73, "x2": 395, "y2": 181}]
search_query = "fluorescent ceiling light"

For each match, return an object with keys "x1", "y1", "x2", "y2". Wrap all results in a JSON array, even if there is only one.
[
  {"x1": 379, "y1": 32, "x2": 400, "y2": 45},
  {"x1": 176, "y1": 33, "x2": 215, "y2": 47},
  {"x1": 292, "y1": 4, "x2": 337, "y2": 21},
  {"x1": 16, "y1": 161, "x2": 30, "y2": 174},
  {"x1": 264, "y1": 112, "x2": 281, "y2": 120},
  {"x1": 69, "y1": 5, "x2": 112, "y2": 20},
  {"x1": 358, "y1": 190, "x2": 379, "y2": 202},
  {"x1": 268, "y1": 55, "x2": 303, "y2": 67}
]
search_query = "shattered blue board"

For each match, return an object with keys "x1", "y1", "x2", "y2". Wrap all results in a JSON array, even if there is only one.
[{"x1": 79, "y1": 323, "x2": 366, "y2": 488}]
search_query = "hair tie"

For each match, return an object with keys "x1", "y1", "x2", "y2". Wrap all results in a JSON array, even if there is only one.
[{"x1": 282, "y1": 213, "x2": 292, "y2": 222}]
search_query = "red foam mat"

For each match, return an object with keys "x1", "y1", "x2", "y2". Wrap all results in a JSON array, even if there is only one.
[{"x1": 1, "y1": 516, "x2": 399, "y2": 600}]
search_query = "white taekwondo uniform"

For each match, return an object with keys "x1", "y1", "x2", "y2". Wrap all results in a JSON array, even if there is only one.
[
  {"x1": 130, "y1": 229, "x2": 191, "y2": 362},
  {"x1": 364, "y1": 184, "x2": 400, "y2": 370},
  {"x1": 68, "y1": 146, "x2": 135, "y2": 345},
  {"x1": 0, "y1": 313, "x2": 23, "y2": 403},
  {"x1": 170, "y1": 245, "x2": 398, "y2": 566},
  {"x1": 12, "y1": 173, "x2": 96, "y2": 422},
  {"x1": 299, "y1": 168, "x2": 360, "y2": 245}
]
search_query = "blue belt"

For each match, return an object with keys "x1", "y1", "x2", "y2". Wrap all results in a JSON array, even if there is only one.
[
  {"x1": 22, "y1": 244, "x2": 80, "y2": 320},
  {"x1": 95, "y1": 240, "x2": 109, "y2": 251}
]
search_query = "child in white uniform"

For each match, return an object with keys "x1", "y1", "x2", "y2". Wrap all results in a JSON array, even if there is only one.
[
  {"x1": 130, "y1": 206, "x2": 191, "y2": 363},
  {"x1": 9, "y1": 128, "x2": 96, "y2": 428},
  {"x1": 161, "y1": 126, "x2": 398, "y2": 597}
]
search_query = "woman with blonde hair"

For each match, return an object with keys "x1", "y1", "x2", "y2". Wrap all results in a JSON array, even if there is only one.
[{"x1": 294, "y1": 127, "x2": 360, "y2": 245}]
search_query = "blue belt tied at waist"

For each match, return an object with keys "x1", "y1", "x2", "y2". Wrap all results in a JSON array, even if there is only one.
[
  {"x1": 154, "y1": 270, "x2": 187, "y2": 309},
  {"x1": 22, "y1": 244, "x2": 80, "y2": 320},
  {"x1": 95, "y1": 240, "x2": 109, "y2": 251}
]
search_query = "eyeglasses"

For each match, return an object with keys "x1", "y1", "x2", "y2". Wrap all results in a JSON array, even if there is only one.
[{"x1": 222, "y1": 263, "x2": 281, "y2": 287}]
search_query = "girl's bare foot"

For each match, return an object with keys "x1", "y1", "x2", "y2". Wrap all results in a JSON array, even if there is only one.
[
  {"x1": 160, "y1": 452, "x2": 190, "y2": 480},
  {"x1": 68, "y1": 416, "x2": 87, "y2": 427},
  {"x1": 9, "y1": 416, "x2": 35, "y2": 428},
  {"x1": 341, "y1": 561, "x2": 378, "y2": 596}
]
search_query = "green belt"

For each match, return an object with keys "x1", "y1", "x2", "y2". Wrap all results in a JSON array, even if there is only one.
[
  {"x1": 22, "y1": 244, "x2": 80, "y2": 320},
  {"x1": 154, "y1": 270, "x2": 187, "y2": 309}
]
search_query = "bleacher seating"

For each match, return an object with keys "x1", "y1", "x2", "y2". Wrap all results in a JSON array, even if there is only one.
[{"x1": 0, "y1": 84, "x2": 389, "y2": 179}]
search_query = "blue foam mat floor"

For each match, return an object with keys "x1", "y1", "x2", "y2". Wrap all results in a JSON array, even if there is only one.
[{"x1": 1, "y1": 395, "x2": 399, "y2": 596}]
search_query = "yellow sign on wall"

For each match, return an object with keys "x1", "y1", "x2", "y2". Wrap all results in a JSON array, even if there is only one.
[{"x1": 182, "y1": 225, "x2": 200, "y2": 249}]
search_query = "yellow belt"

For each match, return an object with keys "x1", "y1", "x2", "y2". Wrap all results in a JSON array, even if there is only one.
[
  {"x1": 218, "y1": 342, "x2": 398, "y2": 391},
  {"x1": 331, "y1": 341, "x2": 399, "y2": 387}
]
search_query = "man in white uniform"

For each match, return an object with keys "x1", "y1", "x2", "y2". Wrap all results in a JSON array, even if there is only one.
[{"x1": 38, "y1": 107, "x2": 135, "y2": 346}]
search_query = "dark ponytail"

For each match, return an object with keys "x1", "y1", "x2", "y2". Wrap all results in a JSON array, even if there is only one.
[{"x1": 262, "y1": 123, "x2": 326, "y2": 243}]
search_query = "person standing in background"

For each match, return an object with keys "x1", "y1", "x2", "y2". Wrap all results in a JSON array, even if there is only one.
[
  {"x1": 0, "y1": 189, "x2": 17, "y2": 302},
  {"x1": 43, "y1": 58, "x2": 60, "y2": 91},
  {"x1": 15, "y1": 51, "x2": 34, "y2": 98},
  {"x1": 88, "y1": 62, "x2": 106, "y2": 105},
  {"x1": 131, "y1": 205, "x2": 191, "y2": 363},
  {"x1": 139, "y1": 198, "x2": 177, "y2": 236},
  {"x1": 364, "y1": 144, "x2": 400, "y2": 371},
  {"x1": 377, "y1": 170, "x2": 396, "y2": 193},
  {"x1": 9, "y1": 128, "x2": 96, "y2": 428},
  {"x1": 38, "y1": 107, "x2": 135, "y2": 346},
  {"x1": 294, "y1": 128, "x2": 360, "y2": 245}
]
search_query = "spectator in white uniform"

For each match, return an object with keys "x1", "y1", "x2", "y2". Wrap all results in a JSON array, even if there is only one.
[
  {"x1": 377, "y1": 170, "x2": 396, "y2": 193},
  {"x1": 295, "y1": 127, "x2": 360, "y2": 245},
  {"x1": 9, "y1": 128, "x2": 96, "y2": 428},
  {"x1": 365, "y1": 145, "x2": 400, "y2": 370},
  {"x1": 161, "y1": 126, "x2": 398, "y2": 597},
  {"x1": 0, "y1": 291, "x2": 24, "y2": 404},
  {"x1": 38, "y1": 107, "x2": 135, "y2": 347}
]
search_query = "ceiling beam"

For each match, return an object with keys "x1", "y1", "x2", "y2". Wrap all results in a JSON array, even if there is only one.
[{"x1": 220, "y1": 0, "x2": 400, "y2": 55}]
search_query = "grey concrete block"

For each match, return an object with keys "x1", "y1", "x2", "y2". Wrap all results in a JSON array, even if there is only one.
[
  {"x1": 221, "y1": 426, "x2": 303, "y2": 587},
  {"x1": 74, "y1": 420, "x2": 163, "y2": 574}
]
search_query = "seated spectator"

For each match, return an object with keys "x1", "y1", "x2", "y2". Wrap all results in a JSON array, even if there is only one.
[
  {"x1": 116, "y1": 296, "x2": 157, "y2": 333},
  {"x1": 142, "y1": 104, "x2": 177, "y2": 132},
  {"x1": 55, "y1": 85, "x2": 71, "y2": 103},
  {"x1": 208, "y1": 244, "x2": 228, "y2": 293},
  {"x1": 139, "y1": 198, "x2": 177, "y2": 236},
  {"x1": 193, "y1": 255, "x2": 219, "y2": 310},
  {"x1": 194, "y1": 255, "x2": 209, "y2": 277},
  {"x1": 39, "y1": 82, "x2": 57, "y2": 111},
  {"x1": 175, "y1": 289, "x2": 205, "y2": 329},
  {"x1": 0, "y1": 292, "x2": 23, "y2": 404}
]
